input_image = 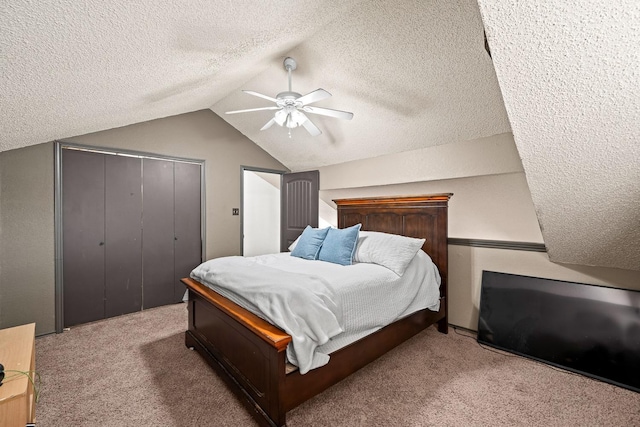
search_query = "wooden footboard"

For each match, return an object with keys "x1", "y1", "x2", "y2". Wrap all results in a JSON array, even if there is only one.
[
  {"x1": 183, "y1": 277, "x2": 446, "y2": 427},
  {"x1": 183, "y1": 277, "x2": 289, "y2": 426}
]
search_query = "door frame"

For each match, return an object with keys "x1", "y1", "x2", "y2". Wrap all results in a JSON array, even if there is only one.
[
  {"x1": 240, "y1": 166, "x2": 287, "y2": 256},
  {"x1": 54, "y1": 141, "x2": 206, "y2": 333}
]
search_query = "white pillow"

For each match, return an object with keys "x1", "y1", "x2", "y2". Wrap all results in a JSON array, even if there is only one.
[
  {"x1": 288, "y1": 236, "x2": 300, "y2": 251},
  {"x1": 354, "y1": 231, "x2": 426, "y2": 276}
]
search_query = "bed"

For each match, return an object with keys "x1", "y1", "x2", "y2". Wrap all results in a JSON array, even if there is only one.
[{"x1": 182, "y1": 194, "x2": 452, "y2": 426}]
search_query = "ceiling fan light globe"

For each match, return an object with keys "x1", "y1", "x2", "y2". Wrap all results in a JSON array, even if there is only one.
[
  {"x1": 285, "y1": 114, "x2": 296, "y2": 129},
  {"x1": 290, "y1": 109, "x2": 307, "y2": 126},
  {"x1": 274, "y1": 109, "x2": 288, "y2": 126}
]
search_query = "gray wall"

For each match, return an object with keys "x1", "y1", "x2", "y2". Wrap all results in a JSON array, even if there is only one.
[
  {"x1": 0, "y1": 142, "x2": 55, "y2": 335},
  {"x1": 0, "y1": 110, "x2": 287, "y2": 335},
  {"x1": 318, "y1": 133, "x2": 640, "y2": 330}
]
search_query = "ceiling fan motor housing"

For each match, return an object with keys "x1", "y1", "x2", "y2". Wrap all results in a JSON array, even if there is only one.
[
  {"x1": 283, "y1": 57, "x2": 297, "y2": 71},
  {"x1": 276, "y1": 92, "x2": 303, "y2": 108}
]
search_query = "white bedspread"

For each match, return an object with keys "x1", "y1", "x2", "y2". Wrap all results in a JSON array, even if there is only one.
[
  {"x1": 190, "y1": 250, "x2": 441, "y2": 374},
  {"x1": 191, "y1": 256, "x2": 343, "y2": 374}
]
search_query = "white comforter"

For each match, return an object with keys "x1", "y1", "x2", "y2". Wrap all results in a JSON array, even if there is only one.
[
  {"x1": 190, "y1": 251, "x2": 440, "y2": 374},
  {"x1": 191, "y1": 256, "x2": 343, "y2": 374}
]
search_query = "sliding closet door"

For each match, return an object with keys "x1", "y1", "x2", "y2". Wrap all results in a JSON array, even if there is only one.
[
  {"x1": 62, "y1": 150, "x2": 106, "y2": 327},
  {"x1": 61, "y1": 146, "x2": 203, "y2": 327},
  {"x1": 174, "y1": 162, "x2": 202, "y2": 302},
  {"x1": 104, "y1": 155, "x2": 142, "y2": 317},
  {"x1": 142, "y1": 159, "x2": 175, "y2": 309}
]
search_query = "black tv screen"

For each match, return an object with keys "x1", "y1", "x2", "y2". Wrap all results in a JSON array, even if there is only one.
[{"x1": 478, "y1": 271, "x2": 640, "y2": 392}]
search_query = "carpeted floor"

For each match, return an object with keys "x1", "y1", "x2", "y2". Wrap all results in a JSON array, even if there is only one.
[{"x1": 35, "y1": 303, "x2": 640, "y2": 426}]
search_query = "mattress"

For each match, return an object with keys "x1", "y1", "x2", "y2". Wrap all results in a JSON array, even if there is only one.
[{"x1": 190, "y1": 250, "x2": 441, "y2": 372}]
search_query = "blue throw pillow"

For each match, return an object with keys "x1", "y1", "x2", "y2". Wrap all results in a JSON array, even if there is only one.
[
  {"x1": 317, "y1": 224, "x2": 362, "y2": 266},
  {"x1": 290, "y1": 226, "x2": 330, "y2": 260}
]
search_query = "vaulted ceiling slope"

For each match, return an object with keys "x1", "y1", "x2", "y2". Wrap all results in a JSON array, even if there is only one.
[
  {"x1": 211, "y1": 1, "x2": 511, "y2": 169},
  {"x1": 478, "y1": 0, "x2": 640, "y2": 271},
  {"x1": 1, "y1": 1, "x2": 510, "y2": 165},
  {"x1": 1, "y1": 2, "x2": 637, "y2": 271},
  {"x1": 0, "y1": 0, "x2": 364, "y2": 152}
]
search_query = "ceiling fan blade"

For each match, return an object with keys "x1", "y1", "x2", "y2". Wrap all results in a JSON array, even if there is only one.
[
  {"x1": 243, "y1": 90, "x2": 278, "y2": 103},
  {"x1": 225, "y1": 106, "x2": 279, "y2": 115},
  {"x1": 260, "y1": 118, "x2": 276, "y2": 130},
  {"x1": 303, "y1": 106, "x2": 354, "y2": 120},
  {"x1": 301, "y1": 115, "x2": 322, "y2": 136},
  {"x1": 296, "y1": 89, "x2": 331, "y2": 106}
]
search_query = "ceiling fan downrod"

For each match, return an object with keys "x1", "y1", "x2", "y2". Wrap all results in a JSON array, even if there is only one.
[{"x1": 283, "y1": 57, "x2": 297, "y2": 93}]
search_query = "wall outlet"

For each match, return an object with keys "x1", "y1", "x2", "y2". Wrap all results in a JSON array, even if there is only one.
[{"x1": 232, "y1": 208, "x2": 239, "y2": 216}]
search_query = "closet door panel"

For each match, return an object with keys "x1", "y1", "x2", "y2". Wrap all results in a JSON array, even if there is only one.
[
  {"x1": 174, "y1": 162, "x2": 202, "y2": 302},
  {"x1": 142, "y1": 159, "x2": 175, "y2": 309},
  {"x1": 105, "y1": 155, "x2": 143, "y2": 317},
  {"x1": 62, "y1": 149, "x2": 106, "y2": 327}
]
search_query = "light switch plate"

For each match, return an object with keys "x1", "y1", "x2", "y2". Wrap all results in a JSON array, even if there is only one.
[{"x1": 232, "y1": 208, "x2": 239, "y2": 215}]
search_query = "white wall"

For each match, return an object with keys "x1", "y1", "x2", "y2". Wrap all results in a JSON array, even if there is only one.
[
  {"x1": 243, "y1": 171, "x2": 281, "y2": 256},
  {"x1": 319, "y1": 199, "x2": 336, "y2": 228}
]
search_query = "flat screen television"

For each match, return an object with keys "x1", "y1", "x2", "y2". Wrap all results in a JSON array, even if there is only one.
[{"x1": 478, "y1": 271, "x2": 640, "y2": 393}]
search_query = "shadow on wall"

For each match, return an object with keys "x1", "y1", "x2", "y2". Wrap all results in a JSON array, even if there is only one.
[{"x1": 554, "y1": 262, "x2": 640, "y2": 292}]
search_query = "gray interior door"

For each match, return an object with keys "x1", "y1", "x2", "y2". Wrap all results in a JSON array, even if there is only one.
[
  {"x1": 142, "y1": 158, "x2": 175, "y2": 309},
  {"x1": 280, "y1": 170, "x2": 319, "y2": 251},
  {"x1": 62, "y1": 149, "x2": 106, "y2": 327},
  {"x1": 105, "y1": 155, "x2": 142, "y2": 317},
  {"x1": 174, "y1": 162, "x2": 202, "y2": 302}
]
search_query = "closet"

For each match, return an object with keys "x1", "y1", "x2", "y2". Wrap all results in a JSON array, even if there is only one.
[{"x1": 61, "y1": 147, "x2": 202, "y2": 327}]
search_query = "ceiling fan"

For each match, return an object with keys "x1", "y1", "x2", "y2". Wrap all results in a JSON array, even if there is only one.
[{"x1": 225, "y1": 57, "x2": 353, "y2": 137}]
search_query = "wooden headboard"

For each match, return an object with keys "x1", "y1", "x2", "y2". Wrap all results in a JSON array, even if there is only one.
[{"x1": 334, "y1": 194, "x2": 452, "y2": 299}]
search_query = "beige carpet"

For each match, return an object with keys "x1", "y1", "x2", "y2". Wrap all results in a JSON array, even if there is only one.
[{"x1": 35, "y1": 303, "x2": 640, "y2": 426}]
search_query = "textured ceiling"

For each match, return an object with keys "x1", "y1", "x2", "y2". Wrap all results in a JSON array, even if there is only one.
[
  {"x1": 0, "y1": 0, "x2": 510, "y2": 168},
  {"x1": 0, "y1": 0, "x2": 364, "y2": 152},
  {"x1": 2, "y1": 1, "x2": 638, "y2": 271},
  {"x1": 478, "y1": 0, "x2": 640, "y2": 271},
  {"x1": 211, "y1": 1, "x2": 511, "y2": 170}
]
